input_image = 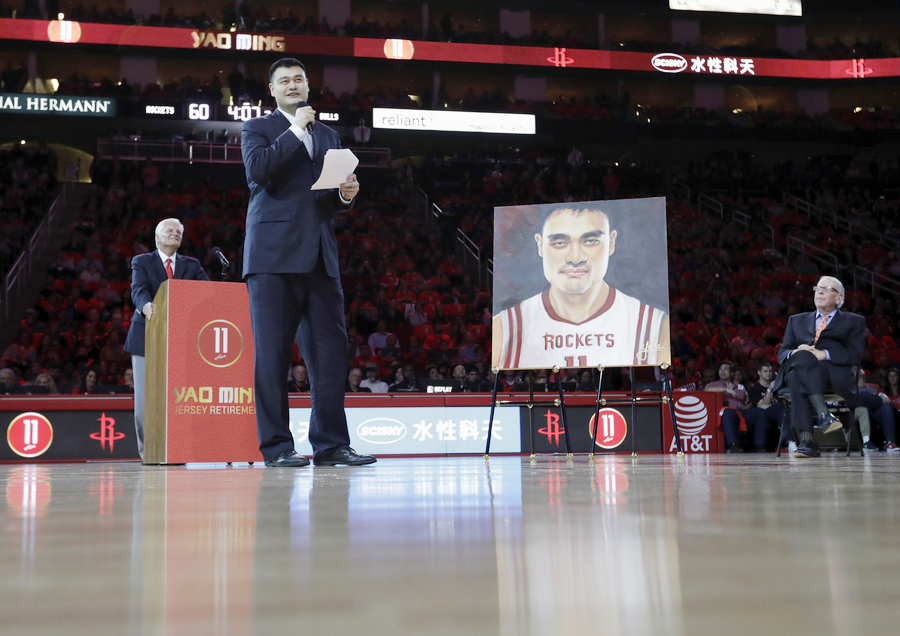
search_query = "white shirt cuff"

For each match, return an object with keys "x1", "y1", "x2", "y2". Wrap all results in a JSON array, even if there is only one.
[
  {"x1": 288, "y1": 124, "x2": 308, "y2": 141},
  {"x1": 339, "y1": 191, "x2": 353, "y2": 204}
]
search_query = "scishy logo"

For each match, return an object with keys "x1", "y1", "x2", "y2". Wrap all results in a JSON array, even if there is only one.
[
  {"x1": 357, "y1": 418, "x2": 407, "y2": 444},
  {"x1": 651, "y1": 53, "x2": 688, "y2": 73},
  {"x1": 673, "y1": 396, "x2": 708, "y2": 436}
]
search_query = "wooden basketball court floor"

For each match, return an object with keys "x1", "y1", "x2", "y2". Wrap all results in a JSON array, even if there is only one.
[{"x1": 2, "y1": 454, "x2": 899, "y2": 636}]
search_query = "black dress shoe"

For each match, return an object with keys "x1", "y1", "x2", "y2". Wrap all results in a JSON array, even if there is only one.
[
  {"x1": 792, "y1": 440, "x2": 821, "y2": 458},
  {"x1": 314, "y1": 447, "x2": 377, "y2": 466},
  {"x1": 726, "y1": 442, "x2": 744, "y2": 454},
  {"x1": 265, "y1": 449, "x2": 311, "y2": 467},
  {"x1": 815, "y1": 412, "x2": 843, "y2": 435}
]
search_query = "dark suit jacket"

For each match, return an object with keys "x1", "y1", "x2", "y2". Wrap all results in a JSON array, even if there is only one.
[
  {"x1": 124, "y1": 251, "x2": 210, "y2": 356},
  {"x1": 772, "y1": 309, "x2": 866, "y2": 395},
  {"x1": 240, "y1": 110, "x2": 350, "y2": 278}
]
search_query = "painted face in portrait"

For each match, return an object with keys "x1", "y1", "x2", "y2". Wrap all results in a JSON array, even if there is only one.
[{"x1": 535, "y1": 208, "x2": 617, "y2": 296}]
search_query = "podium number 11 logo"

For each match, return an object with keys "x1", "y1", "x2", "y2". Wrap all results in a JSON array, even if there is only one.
[
  {"x1": 198, "y1": 320, "x2": 244, "y2": 368},
  {"x1": 214, "y1": 326, "x2": 229, "y2": 354}
]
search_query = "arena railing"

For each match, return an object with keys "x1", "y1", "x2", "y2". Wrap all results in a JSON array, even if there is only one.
[
  {"x1": 698, "y1": 193, "x2": 723, "y2": 218},
  {"x1": 4, "y1": 185, "x2": 66, "y2": 322},
  {"x1": 456, "y1": 229, "x2": 486, "y2": 287},
  {"x1": 852, "y1": 266, "x2": 900, "y2": 300},
  {"x1": 96, "y1": 140, "x2": 391, "y2": 167},
  {"x1": 786, "y1": 235, "x2": 838, "y2": 271},
  {"x1": 783, "y1": 190, "x2": 900, "y2": 251},
  {"x1": 670, "y1": 179, "x2": 691, "y2": 203}
]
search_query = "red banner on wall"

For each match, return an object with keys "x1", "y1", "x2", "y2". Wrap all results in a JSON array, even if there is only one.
[
  {"x1": 2, "y1": 18, "x2": 899, "y2": 81},
  {"x1": 661, "y1": 391, "x2": 724, "y2": 454}
]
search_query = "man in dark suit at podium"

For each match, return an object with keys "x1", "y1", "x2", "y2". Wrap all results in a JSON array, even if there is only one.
[
  {"x1": 772, "y1": 276, "x2": 866, "y2": 458},
  {"x1": 124, "y1": 218, "x2": 209, "y2": 459},
  {"x1": 241, "y1": 57, "x2": 375, "y2": 468}
]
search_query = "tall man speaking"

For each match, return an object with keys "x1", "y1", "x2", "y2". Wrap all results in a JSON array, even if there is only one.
[{"x1": 241, "y1": 57, "x2": 375, "y2": 468}]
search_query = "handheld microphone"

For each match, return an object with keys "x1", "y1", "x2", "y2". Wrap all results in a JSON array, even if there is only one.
[
  {"x1": 296, "y1": 101, "x2": 315, "y2": 133},
  {"x1": 212, "y1": 247, "x2": 229, "y2": 273}
]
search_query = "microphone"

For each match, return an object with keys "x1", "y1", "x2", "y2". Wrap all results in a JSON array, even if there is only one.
[
  {"x1": 212, "y1": 247, "x2": 229, "y2": 274},
  {"x1": 296, "y1": 100, "x2": 315, "y2": 133}
]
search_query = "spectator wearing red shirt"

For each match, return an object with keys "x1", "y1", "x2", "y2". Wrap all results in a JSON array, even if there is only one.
[
  {"x1": 350, "y1": 344, "x2": 387, "y2": 377},
  {"x1": 423, "y1": 324, "x2": 452, "y2": 350}
]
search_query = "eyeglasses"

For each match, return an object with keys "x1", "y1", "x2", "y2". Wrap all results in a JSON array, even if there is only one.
[{"x1": 812, "y1": 286, "x2": 839, "y2": 294}]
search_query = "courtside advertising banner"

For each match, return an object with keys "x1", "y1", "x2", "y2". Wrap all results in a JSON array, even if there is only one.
[
  {"x1": 493, "y1": 199, "x2": 670, "y2": 369},
  {"x1": 289, "y1": 406, "x2": 521, "y2": 455}
]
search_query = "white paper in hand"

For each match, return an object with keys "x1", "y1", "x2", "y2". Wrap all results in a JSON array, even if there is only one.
[{"x1": 310, "y1": 148, "x2": 360, "y2": 190}]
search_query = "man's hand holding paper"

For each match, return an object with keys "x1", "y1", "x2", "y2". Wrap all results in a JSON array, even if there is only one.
[{"x1": 311, "y1": 148, "x2": 360, "y2": 191}]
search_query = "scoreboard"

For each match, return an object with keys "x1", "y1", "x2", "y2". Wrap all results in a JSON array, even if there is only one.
[{"x1": 140, "y1": 101, "x2": 347, "y2": 124}]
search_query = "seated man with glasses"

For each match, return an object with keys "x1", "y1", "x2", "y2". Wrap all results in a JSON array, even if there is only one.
[{"x1": 771, "y1": 276, "x2": 866, "y2": 458}]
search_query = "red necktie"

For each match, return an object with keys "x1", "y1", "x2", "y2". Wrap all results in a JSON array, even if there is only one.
[
  {"x1": 165, "y1": 258, "x2": 174, "y2": 280},
  {"x1": 813, "y1": 314, "x2": 828, "y2": 345}
]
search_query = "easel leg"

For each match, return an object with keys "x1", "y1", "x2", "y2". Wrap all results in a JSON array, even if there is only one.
[
  {"x1": 528, "y1": 376, "x2": 536, "y2": 459},
  {"x1": 590, "y1": 365, "x2": 605, "y2": 459},
  {"x1": 555, "y1": 367, "x2": 573, "y2": 458},
  {"x1": 661, "y1": 364, "x2": 684, "y2": 455},
  {"x1": 630, "y1": 370, "x2": 638, "y2": 457},
  {"x1": 484, "y1": 369, "x2": 501, "y2": 459}
]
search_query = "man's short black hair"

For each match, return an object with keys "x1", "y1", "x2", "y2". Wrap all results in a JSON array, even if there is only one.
[
  {"x1": 269, "y1": 58, "x2": 306, "y2": 83},
  {"x1": 536, "y1": 203, "x2": 612, "y2": 235},
  {"x1": 757, "y1": 360, "x2": 773, "y2": 371}
]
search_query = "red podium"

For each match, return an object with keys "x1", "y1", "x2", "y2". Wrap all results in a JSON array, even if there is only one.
[{"x1": 144, "y1": 280, "x2": 262, "y2": 464}]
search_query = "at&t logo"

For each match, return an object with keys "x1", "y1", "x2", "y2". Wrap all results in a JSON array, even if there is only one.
[
  {"x1": 589, "y1": 408, "x2": 627, "y2": 449},
  {"x1": 671, "y1": 395, "x2": 713, "y2": 452},
  {"x1": 89, "y1": 413, "x2": 125, "y2": 453},
  {"x1": 7, "y1": 412, "x2": 54, "y2": 458},
  {"x1": 198, "y1": 319, "x2": 244, "y2": 367}
]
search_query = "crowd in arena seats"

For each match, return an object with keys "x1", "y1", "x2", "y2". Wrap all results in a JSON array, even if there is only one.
[
  {"x1": 2, "y1": 143, "x2": 900, "y2": 452},
  {"x1": 0, "y1": 143, "x2": 58, "y2": 277},
  {"x1": 1, "y1": 1, "x2": 896, "y2": 60}
]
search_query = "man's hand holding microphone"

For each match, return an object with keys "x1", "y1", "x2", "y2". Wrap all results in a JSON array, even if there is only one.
[{"x1": 293, "y1": 101, "x2": 359, "y2": 201}]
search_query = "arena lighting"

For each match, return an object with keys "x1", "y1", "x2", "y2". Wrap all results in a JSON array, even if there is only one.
[{"x1": 669, "y1": 0, "x2": 802, "y2": 17}]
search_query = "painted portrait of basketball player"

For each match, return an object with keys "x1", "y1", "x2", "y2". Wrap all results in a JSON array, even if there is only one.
[{"x1": 492, "y1": 199, "x2": 670, "y2": 369}]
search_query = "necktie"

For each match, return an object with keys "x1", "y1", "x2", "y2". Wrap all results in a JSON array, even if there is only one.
[
  {"x1": 165, "y1": 258, "x2": 174, "y2": 280},
  {"x1": 813, "y1": 314, "x2": 828, "y2": 345},
  {"x1": 302, "y1": 131, "x2": 314, "y2": 159}
]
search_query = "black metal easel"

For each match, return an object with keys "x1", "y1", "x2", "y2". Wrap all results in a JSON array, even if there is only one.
[
  {"x1": 484, "y1": 366, "x2": 572, "y2": 459},
  {"x1": 486, "y1": 364, "x2": 683, "y2": 458}
]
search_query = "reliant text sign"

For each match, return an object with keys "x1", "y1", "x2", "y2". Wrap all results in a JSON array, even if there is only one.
[{"x1": 373, "y1": 108, "x2": 535, "y2": 135}]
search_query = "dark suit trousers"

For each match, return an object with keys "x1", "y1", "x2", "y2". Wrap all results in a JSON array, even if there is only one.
[
  {"x1": 782, "y1": 350, "x2": 855, "y2": 432},
  {"x1": 246, "y1": 256, "x2": 350, "y2": 462}
]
